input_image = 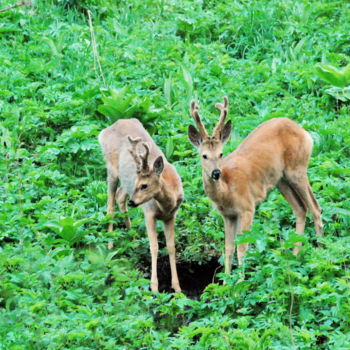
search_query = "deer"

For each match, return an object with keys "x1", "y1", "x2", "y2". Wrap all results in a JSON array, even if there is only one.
[
  {"x1": 99, "y1": 118, "x2": 184, "y2": 292},
  {"x1": 188, "y1": 96, "x2": 323, "y2": 276}
]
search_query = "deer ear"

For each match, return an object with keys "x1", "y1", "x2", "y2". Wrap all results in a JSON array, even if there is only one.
[
  {"x1": 188, "y1": 125, "x2": 202, "y2": 147},
  {"x1": 221, "y1": 120, "x2": 232, "y2": 144},
  {"x1": 153, "y1": 156, "x2": 164, "y2": 175}
]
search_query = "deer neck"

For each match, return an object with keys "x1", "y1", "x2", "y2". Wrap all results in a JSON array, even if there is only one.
[
  {"x1": 153, "y1": 178, "x2": 177, "y2": 213},
  {"x1": 203, "y1": 170, "x2": 227, "y2": 203}
]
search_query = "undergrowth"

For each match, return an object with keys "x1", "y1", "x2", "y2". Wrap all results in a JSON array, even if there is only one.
[{"x1": 1, "y1": 0, "x2": 349, "y2": 348}]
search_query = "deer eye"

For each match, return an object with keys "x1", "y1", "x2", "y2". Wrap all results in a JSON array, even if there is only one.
[
  {"x1": 141, "y1": 184, "x2": 148, "y2": 190},
  {"x1": 202, "y1": 154, "x2": 208, "y2": 159},
  {"x1": 219, "y1": 153, "x2": 223, "y2": 158}
]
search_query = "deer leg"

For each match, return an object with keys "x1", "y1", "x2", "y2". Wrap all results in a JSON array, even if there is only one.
[
  {"x1": 307, "y1": 184, "x2": 323, "y2": 242},
  {"x1": 223, "y1": 216, "x2": 238, "y2": 275},
  {"x1": 164, "y1": 218, "x2": 181, "y2": 293},
  {"x1": 107, "y1": 173, "x2": 118, "y2": 232},
  {"x1": 285, "y1": 171, "x2": 323, "y2": 245},
  {"x1": 145, "y1": 214, "x2": 159, "y2": 292},
  {"x1": 278, "y1": 179, "x2": 307, "y2": 255},
  {"x1": 116, "y1": 188, "x2": 131, "y2": 229},
  {"x1": 106, "y1": 173, "x2": 119, "y2": 252},
  {"x1": 237, "y1": 211, "x2": 254, "y2": 266}
]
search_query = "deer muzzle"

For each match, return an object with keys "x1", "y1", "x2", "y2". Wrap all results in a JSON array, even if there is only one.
[
  {"x1": 211, "y1": 169, "x2": 221, "y2": 181},
  {"x1": 128, "y1": 200, "x2": 138, "y2": 208}
]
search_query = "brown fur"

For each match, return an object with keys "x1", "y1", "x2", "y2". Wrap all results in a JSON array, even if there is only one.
[
  {"x1": 189, "y1": 99, "x2": 323, "y2": 276},
  {"x1": 99, "y1": 118, "x2": 183, "y2": 292}
]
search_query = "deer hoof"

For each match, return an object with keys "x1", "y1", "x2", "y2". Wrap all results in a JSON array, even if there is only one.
[
  {"x1": 293, "y1": 247, "x2": 300, "y2": 255},
  {"x1": 150, "y1": 282, "x2": 159, "y2": 292},
  {"x1": 172, "y1": 284, "x2": 181, "y2": 293},
  {"x1": 124, "y1": 218, "x2": 131, "y2": 229}
]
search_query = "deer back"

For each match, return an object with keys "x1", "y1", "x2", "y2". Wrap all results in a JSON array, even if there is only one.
[
  {"x1": 99, "y1": 118, "x2": 163, "y2": 194},
  {"x1": 226, "y1": 118, "x2": 312, "y2": 177},
  {"x1": 100, "y1": 118, "x2": 183, "y2": 211},
  {"x1": 216, "y1": 117, "x2": 313, "y2": 207}
]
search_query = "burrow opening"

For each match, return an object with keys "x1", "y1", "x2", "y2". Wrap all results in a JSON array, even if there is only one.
[{"x1": 138, "y1": 255, "x2": 223, "y2": 298}]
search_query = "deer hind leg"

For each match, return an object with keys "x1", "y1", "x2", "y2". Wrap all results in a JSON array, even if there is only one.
[
  {"x1": 106, "y1": 173, "x2": 118, "y2": 250},
  {"x1": 116, "y1": 188, "x2": 131, "y2": 229},
  {"x1": 278, "y1": 179, "x2": 307, "y2": 255},
  {"x1": 107, "y1": 172, "x2": 118, "y2": 233},
  {"x1": 307, "y1": 184, "x2": 323, "y2": 242},
  {"x1": 285, "y1": 170, "x2": 323, "y2": 247}
]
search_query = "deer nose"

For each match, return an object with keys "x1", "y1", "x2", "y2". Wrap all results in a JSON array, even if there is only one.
[
  {"x1": 128, "y1": 200, "x2": 137, "y2": 208},
  {"x1": 211, "y1": 169, "x2": 221, "y2": 180}
]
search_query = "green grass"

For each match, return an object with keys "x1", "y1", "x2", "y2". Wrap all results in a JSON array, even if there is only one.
[{"x1": 1, "y1": 0, "x2": 350, "y2": 348}]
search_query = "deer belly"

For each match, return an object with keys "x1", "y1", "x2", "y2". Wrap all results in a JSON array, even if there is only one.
[{"x1": 253, "y1": 181, "x2": 276, "y2": 207}]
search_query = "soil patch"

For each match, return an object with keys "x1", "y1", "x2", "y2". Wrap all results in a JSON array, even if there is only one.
[{"x1": 139, "y1": 255, "x2": 222, "y2": 298}]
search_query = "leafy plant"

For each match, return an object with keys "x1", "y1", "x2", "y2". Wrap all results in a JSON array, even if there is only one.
[
  {"x1": 97, "y1": 88, "x2": 158, "y2": 129},
  {"x1": 315, "y1": 63, "x2": 350, "y2": 88},
  {"x1": 53, "y1": 0, "x2": 114, "y2": 11},
  {"x1": 315, "y1": 62, "x2": 350, "y2": 101},
  {"x1": 44, "y1": 217, "x2": 90, "y2": 246},
  {"x1": 0, "y1": 0, "x2": 349, "y2": 348}
]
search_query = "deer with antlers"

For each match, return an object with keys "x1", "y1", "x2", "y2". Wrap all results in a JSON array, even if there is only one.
[
  {"x1": 99, "y1": 118, "x2": 183, "y2": 292},
  {"x1": 188, "y1": 97, "x2": 323, "y2": 275}
]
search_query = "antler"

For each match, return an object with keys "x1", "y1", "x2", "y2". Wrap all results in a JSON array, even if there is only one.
[
  {"x1": 190, "y1": 100, "x2": 209, "y2": 138},
  {"x1": 128, "y1": 136, "x2": 150, "y2": 173},
  {"x1": 128, "y1": 136, "x2": 142, "y2": 172},
  {"x1": 139, "y1": 143, "x2": 150, "y2": 172},
  {"x1": 213, "y1": 96, "x2": 229, "y2": 138}
]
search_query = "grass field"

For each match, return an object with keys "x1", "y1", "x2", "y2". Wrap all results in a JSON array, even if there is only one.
[{"x1": 1, "y1": 0, "x2": 350, "y2": 348}]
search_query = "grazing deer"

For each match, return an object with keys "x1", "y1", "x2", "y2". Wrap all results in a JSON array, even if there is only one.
[
  {"x1": 99, "y1": 118, "x2": 183, "y2": 292},
  {"x1": 188, "y1": 97, "x2": 323, "y2": 275}
]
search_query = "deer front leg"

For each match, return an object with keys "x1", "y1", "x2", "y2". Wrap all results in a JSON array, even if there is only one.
[
  {"x1": 164, "y1": 218, "x2": 181, "y2": 293},
  {"x1": 116, "y1": 188, "x2": 131, "y2": 229},
  {"x1": 237, "y1": 210, "x2": 254, "y2": 266},
  {"x1": 223, "y1": 216, "x2": 238, "y2": 275},
  {"x1": 145, "y1": 214, "x2": 159, "y2": 292}
]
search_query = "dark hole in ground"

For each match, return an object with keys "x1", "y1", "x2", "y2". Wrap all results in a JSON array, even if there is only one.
[
  {"x1": 138, "y1": 255, "x2": 222, "y2": 298},
  {"x1": 316, "y1": 335, "x2": 328, "y2": 346}
]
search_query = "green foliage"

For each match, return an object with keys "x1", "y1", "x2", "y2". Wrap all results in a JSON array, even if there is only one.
[
  {"x1": 315, "y1": 63, "x2": 350, "y2": 88},
  {"x1": 53, "y1": 0, "x2": 114, "y2": 11},
  {"x1": 44, "y1": 217, "x2": 90, "y2": 246},
  {"x1": 97, "y1": 88, "x2": 158, "y2": 129},
  {"x1": 1, "y1": 0, "x2": 349, "y2": 348},
  {"x1": 315, "y1": 62, "x2": 350, "y2": 101}
]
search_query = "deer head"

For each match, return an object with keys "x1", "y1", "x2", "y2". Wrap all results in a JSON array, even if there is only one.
[
  {"x1": 127, "y1": 136, "x2": 164, "y2": 207},
  {"x1": 188, "y1": 97, "x2": 232, "y2": 181}
]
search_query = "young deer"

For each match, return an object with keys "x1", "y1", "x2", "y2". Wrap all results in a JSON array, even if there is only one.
[
  {"x1": 188, "y1": 97, "x2": 322, "y2": 275},
  {"x1": 99, "y1": 118, "x2": 183, "y2": 292}
]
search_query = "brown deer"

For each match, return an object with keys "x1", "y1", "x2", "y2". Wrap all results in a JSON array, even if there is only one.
[
  {"x1": 188, "y1": 97, "x2": 323, "y2": 275},
  {"x1": 99, "y1": 118, "x2": 183, "y2": 292}
]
